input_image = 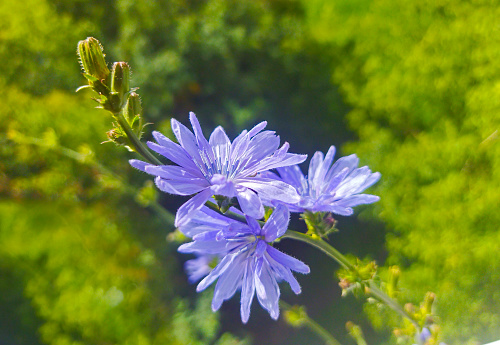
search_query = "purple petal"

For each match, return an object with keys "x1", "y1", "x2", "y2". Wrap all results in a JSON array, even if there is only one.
[
  {"x1": 240, "y1": 259, "x2": 256, "y2": 323},
  {"x1": 210, "y1": 174, "x2": 237, "y2": 197},
  {"x1": 255, "y1": 259, "x2": 280, "y2": 320},
  {"x1": 197, "y1": 253, "x2": 235, "y2": 292},
  {"x1": 171, "y1": 118, "x2": 205, "y2": 167},
  {"x1": 323, "y1": 167, "x2": 350, "y2": 194},
  {"x1": 276, "y1": 165, "x2": 306, "y2": 190},
  {"x1": 311, "y1": 146, "x2": 336, "y2": 186},
  {"x1": 178, "y1": 239, "x2": 229, "y2": 255},
  {"x1": 212, "y1": 254, "x2": 246, "y2": 311},
  {"x1": 129, "y1": 159, "x2": 152, "y2": 172},
  {"x1": 329, "y1": 206, "x2": 354, "y2": 216},
  {"x1": 145, "y1": 165, "x2": 200, "y2": 180},
  {"x1": 264, "y1": 252, "x2": 302, "y2": 294},
  {"x1": 244, "y1": 131, "x2": 281, "y2": 166},
  {"x1": 175, "y1": 189, "x2": 214, "y2": 227},
  {"x1": 236, "y1": 187, "x2": 264, "y2": 219},
  {"x1": 266, "y1": 245, "x2": 310, "y2": 274},
  {"x1": 245, "y1": 216, "x2": 263, "y2": 235},
  {"x1": 356, "y1": 171, "x2": 381, "y2": 193},
  {"x1": 247, "y1": 121, "x2": 267, "y2": 137},
  {"x1": 189, "y1": 112, "x2": 215, "y2": 162},
  {"x1": 308, "y1": 151, "x2": 324, "y2": 182},
  {"x1": 325, "y1": 154, "x2": 359, "y2": 181},
  {"x1": 334, "y1": 194, "x2": 380, "y2": 207},
  {"x1": 262, "y1": 204, "x2": 290, "y2": 242},
  {"x1": 238, "y1": 178, "x2": 300, "y2": 204},
  {"x1": 230, "y1": 132, "x2": 250, "y2": 164},
  {"x1": 334, "y1": 167, "x2": 373, "y2": 197},
  {"x1": 147, "y1": 140, "x2": 201, "y2": 176},
  {"x1": 154, "y1": 176, "x2": 206, "y2": 196}
]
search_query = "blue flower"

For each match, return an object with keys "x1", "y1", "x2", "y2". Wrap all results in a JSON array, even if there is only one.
[
  {"x1": 178, "y1": 204, "x2": 310, "y2": 323},
  {"x1": 267, "y1": 146, "x2": 381, "y2": 215},
  {"x1": 130, "y1": 112, "x2": 306, "y2": 226}
]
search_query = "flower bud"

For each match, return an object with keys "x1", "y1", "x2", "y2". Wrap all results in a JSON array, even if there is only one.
[
  {"x1": 387, "y1": 265, "x2": 400, "y2": 298},
  {"x1": 346, "y1": 322, "x2": 367, "y2": 345},
  {"x1": 423, "y1": 291, "x2": 436, "y2": 315},
  {"x1": 126, "y1": 92, "x2": 142, "y2": 118},
  {"x1": 283, "y1": 305, "x2": 307, "y2": 327},
  {"x1": 111, "y1": 62, "x2": 131, "y2": 105},
  {"x1": 77, "y1": 37, "x2": 110, "y2": 80}
]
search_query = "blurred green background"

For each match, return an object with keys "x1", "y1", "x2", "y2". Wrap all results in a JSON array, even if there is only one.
[{"x1": 1, "y1": 0, "x2": 499, "y2": 344}]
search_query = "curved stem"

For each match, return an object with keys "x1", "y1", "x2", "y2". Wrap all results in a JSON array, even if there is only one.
[
  {"x1": 282, "y1": 230, "x2": 354, "y2": 270},
  {"x1": 368, "y1": 282, "x2": 420, "y2": 332},
  {"x1": 280, "y1": 301, "x2": 342, "y2": 345},
  {"x1": 282, "y1": 230, "x2": 420, "y2": 332},
  {"x1": 115, "y1": 111, "x2": 163, "y2": 165},
  {"x1": 305, "y1": 316, "x2": 343, "y2": 345}
]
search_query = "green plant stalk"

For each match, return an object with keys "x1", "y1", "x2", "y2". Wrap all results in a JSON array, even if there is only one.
[
  {"x1": 114, "y1": 110, "x2": 163, "y2": 165},
  {"x1": 282, "y1": 230, "x2": 420, "y2": 332},
  {"x1": 368, "y1": 282, "x2": 420, "y2": 332},
  {"x1": 282, "y1": 230, "x2": 354, "y2": 270},
  {"x1": 305, "y1": 316, "x2": 343, "y2": 345},
  {"x1": 280, "y1": 301, "x2": 342, "y2": 345}
]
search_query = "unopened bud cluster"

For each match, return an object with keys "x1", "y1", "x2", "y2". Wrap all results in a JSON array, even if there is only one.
[
  {"x1": 337, "y1": 259, "x2": 378, "y2": 297},
  {"x1": 301, "y1": 211, "x2": 338, "y2": 238},
  {"x1": 77, "y1": 37, "x2": 145, "y2": 149}
]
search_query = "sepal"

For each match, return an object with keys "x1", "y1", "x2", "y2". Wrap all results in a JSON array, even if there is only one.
[{"x1": 301, "y1": 211, "x2": 338, "y2": 238}]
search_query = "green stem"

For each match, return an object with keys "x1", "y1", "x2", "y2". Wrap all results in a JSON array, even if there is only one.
[
  {"x1": 282, "y1": 230, "x2": 354, "y2": 270},
  {"x1": 282, "y1": 230, "x2": 420, "y2": 332},
  {"x1": 368, "y1": 282, "x2": 420, "y2": 331},
  {"x1": 115, "y1": 111, "x2": 163, "y2": 165},
  {"x1": 280, "y1": 301, "x2": 342, "y2": 345},
  {"x1": 304, "y1": 317, "x2": 343, "y2": 345}
]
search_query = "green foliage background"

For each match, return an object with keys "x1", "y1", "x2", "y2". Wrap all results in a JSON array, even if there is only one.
[
  {"x1": 1, "y1": 0, "x2": 499, "y2": 344},
  {"x1": 304, "y1": 0, "x2": 500, "y2": 343}
]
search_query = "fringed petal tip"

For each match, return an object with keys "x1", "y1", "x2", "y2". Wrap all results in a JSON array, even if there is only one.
[{"x1": 129, "y1": 159, "x2": 151, "y2": 172}]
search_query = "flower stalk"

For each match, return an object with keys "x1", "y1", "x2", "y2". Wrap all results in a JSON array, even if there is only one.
[
  {"x1": 282, "y1": 302, "x2": 342, "y2": 345},
  {"x1": 282, "y1": 230, "x2": 421, "y2": 333}
]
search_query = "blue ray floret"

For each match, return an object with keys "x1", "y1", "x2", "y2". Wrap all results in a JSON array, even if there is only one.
[
  {"x1": 177, "y1": 204, "x2": 310, "y2": 323},
  {"x1": 266, "y1": 146, "x2": 381, "y2": 215},
  {"x1": 130, "y1": 112, "x2": 307, "y2": 226}
]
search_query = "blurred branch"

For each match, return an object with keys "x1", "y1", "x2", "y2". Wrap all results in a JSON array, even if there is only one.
[
  {"x1": 6, "y1": 130, "x2": 175, "y2": 225},
  {"x1": 281, "y1": 301, "x2": 342, "y2": 345}
]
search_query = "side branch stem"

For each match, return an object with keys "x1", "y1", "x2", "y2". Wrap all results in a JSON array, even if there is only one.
[
  {"x1": 282, "y1": 230, "x2": 420, "y2": 332},
  {"x1": 282, "y1": 230, "x2": 354, "y2": 270},
  {"x1": 115, "y1": 111, "x2": 163, "y2": 165},
  {"x1": 305, "y1": 317, "x2": 343, "y2": 345}
]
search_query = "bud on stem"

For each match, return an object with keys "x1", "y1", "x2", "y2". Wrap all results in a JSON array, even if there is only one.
[
  {"x1": 111, "y1": 62, "x2": 131, "y2": 108},
  {"x1": 77, "y1": 37, "x2": 110, "y2": 81}
]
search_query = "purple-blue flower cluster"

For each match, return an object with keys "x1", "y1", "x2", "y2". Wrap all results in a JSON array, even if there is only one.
[{"x1": 131, "y1": 113, "x2": 380, "y2": 322}]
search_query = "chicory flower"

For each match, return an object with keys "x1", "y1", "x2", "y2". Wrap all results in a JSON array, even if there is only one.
[
  {"x1": 178, "y1": 204, "x2": 310, "y2": 323},
  {"x1": 269, "y1": 146, "x2": 381, "y2": 215},
  {"x1": 130, "y1": 112, "x2": 306, "y2": 226}
]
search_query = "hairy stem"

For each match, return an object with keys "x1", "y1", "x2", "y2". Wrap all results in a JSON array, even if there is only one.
[{"x1": 115, "y1": 111, "x2": 163, "y2": 165}]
